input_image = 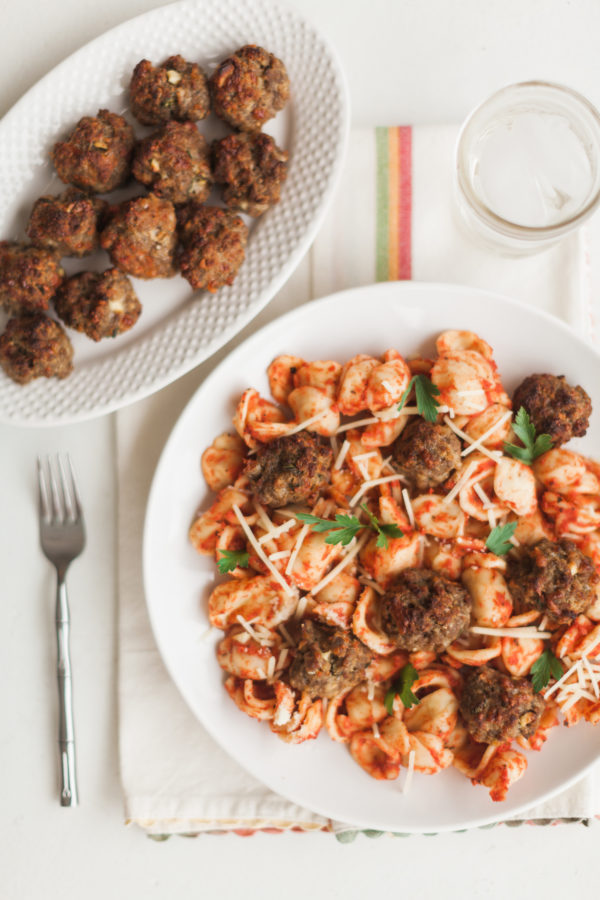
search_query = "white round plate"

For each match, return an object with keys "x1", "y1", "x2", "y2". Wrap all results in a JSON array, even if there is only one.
[
  {"x1": 0, "y1": 0, "x2": 348, "y2": 426},
  {"x1": 144, "y1": 282, "x2": 600, "y2": 832}
]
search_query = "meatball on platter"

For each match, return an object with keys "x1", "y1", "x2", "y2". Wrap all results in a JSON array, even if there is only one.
[
  {"x1": 0, "y1": 0, "x2": 348, "y2": 424},
  {"x1": 145, "y1": 282, "x2": 600, "y2": 833}
]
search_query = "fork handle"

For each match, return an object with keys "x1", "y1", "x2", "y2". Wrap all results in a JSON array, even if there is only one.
[{"x1": 56, "y1": 576, "x2": 78, "y2": 807}]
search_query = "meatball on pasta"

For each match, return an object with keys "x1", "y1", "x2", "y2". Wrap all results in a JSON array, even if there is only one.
[
  {"x1": 380, "y1": 568, "x2": 470, "y2": 652},
  {"x1": 507, "y1": 538, "x2": 598, "y2": 623},
  {"x1": 513, "y1": 373, "x2": 591, "y2": 448},
  {"x1": 392, "y1": 418, "x2": 461, "y2": 491},
  {"x1": 289, "y1": 620, "x2": 372, "y2": 698},
  {"x1": 245, "y1": 431, "x2": 333, "y2": 507},
  {"x1": 460, "y1": 667, "x2": 545, "y2": 744}
]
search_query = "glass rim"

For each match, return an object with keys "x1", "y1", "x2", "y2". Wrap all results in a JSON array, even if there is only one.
[{"x1": 455, "y1": 80, "x2": 600, "y2": 240}]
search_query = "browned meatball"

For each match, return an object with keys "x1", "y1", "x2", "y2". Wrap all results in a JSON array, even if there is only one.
[
  {"x1": 26, "y1": 188, "x2": 107, "y2": 257},
  {"x1": 513, "y1": 374, "x2": 591, "y2": 447},
  {"x1": 130, "y1": 56, "x2": 210, "y2": 126},
  {"x1": 209, "y1": 45, "x2": 290, "y2": 133},
  {"x1": 100, "y1": 195, "x2": 177, "y2": 279},
  {"x1": 288, "y1": 620, "x2": 372, "y2": 698},
  {"x1": 392, "y1": 419, "x2": 461, "y2": 491},
  {"x1": 506, "y1": 538, "x2": 598, "y2": 623},
  {"x1": 51, "y1": 109, "x2": 134, "y2": 194},
  {"x1": 0, "y1": 242, "x2": 63, "y2": 314},
  {"x1": 380, "y1": 568, "x2": 470, "y2": 652},
  {"x1": 212, "y1": 132, "x2": 288, "y2": 216},
  {"x1": 245, "y1": 431, "x2": 333, "y2": 507},
  {"x1": 0, "y1": 314, "x2": 73, "y2": 384},
  {"x1": 460, "y1": 666, "x2": 545, "y2": 744},
  {"x1": 176, "y1": 204, "x2": 247, "y2": 291},
  {"x1": 132, "y1": 121, "x2": 212, "y2": 205},
  {"x1": 54, "y1": 269, "x2": 141, "y2": 342}
]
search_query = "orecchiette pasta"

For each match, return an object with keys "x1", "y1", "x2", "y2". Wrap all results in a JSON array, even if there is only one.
[{"x1": 189, "y1": 329, "x2": 600, "y2": 803}]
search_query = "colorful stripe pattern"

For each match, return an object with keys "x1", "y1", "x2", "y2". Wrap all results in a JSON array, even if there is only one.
[{"x1": 375, "y1": 126, "x2": 413, "y2": 281}]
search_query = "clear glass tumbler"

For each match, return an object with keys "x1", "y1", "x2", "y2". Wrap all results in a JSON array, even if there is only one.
[{"x1": 455, "y1": 81, "x2": 600, "y2": 254}]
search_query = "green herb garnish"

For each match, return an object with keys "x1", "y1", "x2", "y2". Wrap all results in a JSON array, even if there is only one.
[
  {"x1": 360, "y1": 503, "x2": 404, "y2": 550},
  {"x1": 217, "y1": 549, "x2": 249, "y2": 575},
  {"x1": 503, "y1": 407, "x2": 553, "y2": 465},
  {"x1": 531, "y1": 649, "x2": 564, "y2": 694},
  {"x1": 295, "y1": 512, "x2": 363, "y2": 546},
  {"x1": 485, "y1": 521, "x2": 518, "y2": 556},
  {"x1": 296, "y1": 507, "x2": 404, "y2": 548},
  {"x1": 397, "y1": 374, "x2": 441, "y2": 423},
  {"x1": 384, "y1": 663, "x2": 420, "y2": 713}
]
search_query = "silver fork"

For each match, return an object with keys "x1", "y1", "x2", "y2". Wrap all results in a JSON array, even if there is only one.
[{"x1": 37, "y1": 455, "x2": 86, "y2": 807}]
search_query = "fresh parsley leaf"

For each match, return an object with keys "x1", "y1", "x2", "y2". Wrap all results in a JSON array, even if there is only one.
[
  {"x1": 295, "y1": 512, "x2": 339, "y2": 533},
  {"x1": 397, "y1": 375, "x2": 441, "y2": 423},
  {"x1": 503, "y1": 407, "x2": 553, "y2": 465},
  {"x1": 217, "y1": 549, "x2": 249, "y2": 575},
  {"x1": 297, "y1": 507, "x2": 404, "y2": 549},
  {"x1": 531, "y1": 649, "x2": 564, "y2": 693},
  {"x1": 295, "y1": 511, "x2": 363, "y2": 546},
  {"x1": 485, "y1": 521, "x2": 518, "y2": 556},
  {"x1": 384, "y1": 663, "x2": 420, "y2": 713},
  {"x1": 360, "y1": 503, "x2": 404, "y2": 550}
]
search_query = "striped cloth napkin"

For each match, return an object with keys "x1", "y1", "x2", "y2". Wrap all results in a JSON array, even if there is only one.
[{"x1": 117, "y1": 125, "x2": 600, "y2": 837}]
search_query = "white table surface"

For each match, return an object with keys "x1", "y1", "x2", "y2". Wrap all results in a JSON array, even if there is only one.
[{"x1": 2, "y1": 1, "x2": 600, "y2": 897}]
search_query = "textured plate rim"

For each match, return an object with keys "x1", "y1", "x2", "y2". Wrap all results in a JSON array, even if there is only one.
[{"x1": 0, "y1": 0, "x2": 350, "y2": 427}]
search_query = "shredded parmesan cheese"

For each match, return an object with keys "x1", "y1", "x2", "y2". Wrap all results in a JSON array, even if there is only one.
[
  {"x1": 253, "y1": 499, "x2": 275, "y2": 533},
  {"x1": 443, "y1": 416, "x2": 502, "y2": 464},
  {"x1": 236, "y1": 614, "x2": 261, "y2": 642},
  {"x1": 286, "y1": 524, "x2": 310, "y2": 575},
  {"x1": 276, "y1": 648, "x2": 289, "y2": 671},
  {"x1": 372, "y1": 722, "x2": 381, "y2": 739},
  {"x1": 334, "y1": 439, "x2": 351, "y2": 470},
  {"x1": 335, "y1": 417, "x2": 380, "y2": 434},
  {"x1": 403, "y1": 750, "x2": 416, "y2": 795},
  {"x1": 349, "y1": 474, "x2": 403, "y2": 507},
  {"x1": 367, "y1": 680, "x2": 375, "y2": 701},
  {"x1": 258, "y1": 516, "x2": 297, "y2": 544},
  {"x1": 269, "y1": 550, "x2": 291, "y2": 561},
  {"x1": 278, "y1": 624, "x2": 295, "y2": 646},
  {"x1": 294, "y1": 594, "x2": 309, "y2": 620},
  {"x1": 353, "y1": 451, "x2": 378, "y2": 463},
  {"x1": 402, "y1": 488, "x2": 415, "y2": 529},
  {"x1": 358, "y1": 575, "x2": 385, "y2": 595},
  {"x1": 285, "y1": 408, "x2": 332, "y2": 436},
  {"x1": 232, "y1": 504, "x2": 295, "y2": 597},
  {"x1": 311, "y1": 532, "x2": 370, "y2": 596},
  {"x1": 470, "y1": 626, "x2": 551, "y2": 638},
  {"x1": 444, "y1": 459, "x2": 480, "y2": 505},
  {"x1": 474, "y1": 482, "x2": 493, "y2": 509},
  {"x1": 266, "y1": 655, "x2": 276, "y2": 680},
  {"x1": 461, "y1": 410, "x2": 512, "y2": 458}
]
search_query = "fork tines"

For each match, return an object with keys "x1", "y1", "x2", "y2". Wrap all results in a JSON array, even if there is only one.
[{"x1": 37, "y1": 454, "x2": 82, "y2": 524}]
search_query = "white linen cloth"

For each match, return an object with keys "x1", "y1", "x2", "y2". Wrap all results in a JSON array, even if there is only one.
[{"x1": 118, "y1": 125, "x2": 600, "y2": 835}]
